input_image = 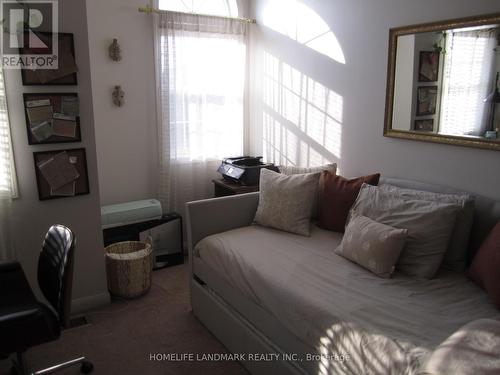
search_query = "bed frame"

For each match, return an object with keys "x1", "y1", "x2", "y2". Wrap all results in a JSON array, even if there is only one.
[{"x1": 186, "y1": 178, "x2": 500, "y2": 375}]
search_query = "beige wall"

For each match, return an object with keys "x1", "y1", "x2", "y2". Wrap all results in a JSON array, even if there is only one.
[
  {"x1": 250, "y1": 0, "x2": 500, "y2": 199},
  {"x1": 5, "y1": 0, "x2": 108, "y2": 312},
  {"x1": 87, "y1": 0, "x2": 251, "y2": 206}
]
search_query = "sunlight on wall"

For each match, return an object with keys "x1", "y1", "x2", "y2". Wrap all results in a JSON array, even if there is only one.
[
  {"x1": 262, "y1": 51, "x2": 343, "y2": 167},
  {"x1": 262, "y1": 0, "x2": 346, "y2": 64}
]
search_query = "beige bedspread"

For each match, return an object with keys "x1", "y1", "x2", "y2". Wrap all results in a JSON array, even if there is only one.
[{"x1": 195, "y1": 224, "x2": 500, "y2": 374}]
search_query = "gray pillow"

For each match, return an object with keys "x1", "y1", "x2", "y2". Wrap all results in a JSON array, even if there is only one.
[
  {"x1": 254, "y1": 169, "x2": 319, "y2": 236},
  {"x1": 335, "y1": 213, "x2": 408, "y2": 278},
  {"x1": 351, "y1": 184, "x2": 460, "y2": 278},
  {"x1": 379, "y1": 184, "x2": 474, "y2": 272}
]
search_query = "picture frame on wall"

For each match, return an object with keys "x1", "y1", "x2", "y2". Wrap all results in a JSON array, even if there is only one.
[
  {"x1": 418, "y1": 51, "x2": 440, "y2": 82},
  {"x1": 23, "y1": 92, "x2": 81, "y2": 145},
  {"x1": 414, "y1": 119, "x2": 434, "y2": 132},
  {"x1": 33, "y1": 148, "x2": 90, "y2": 201},
  {"x1": 20, "y1": 32, "x2": 78, "y2": 85},
  {"x1": 416, "y1": 86, "x2": 438, "y2": 116}
]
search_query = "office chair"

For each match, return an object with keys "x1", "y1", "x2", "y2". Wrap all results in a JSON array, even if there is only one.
[{"x1": 0, "y1": 224, "x2": 93, "y2": 374}]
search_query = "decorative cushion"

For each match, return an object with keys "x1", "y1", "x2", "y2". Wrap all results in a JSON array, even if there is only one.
[
  {"x1": 469, "y1": 222, "x2": 500, "y2": 310},
  {"x1": 379, "y1": 184, "x2": 474, "y2": 272},
  {"x1": 279, "y1": 163, "x2": 337, "y2": 218},
  {"x1": 335, "y1": 213, "x2": 408, "y2": 278},
  {"x1": 351, "y1": 184, "x2": 460, "y2": 279},
  {"x1": 318, "y1": 172, "x2": 380, "y2": 232},
  {"x1": 279, "y1": 163, "x2": 337, "y2": 175},
  {"x1": 254, "y1": 169, "x2": 319, "y2": 236}
]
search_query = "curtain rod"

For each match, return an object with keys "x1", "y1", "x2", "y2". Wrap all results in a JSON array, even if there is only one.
[{"x1": 138, "y1": 5, "x2": 256, "y2": 24}]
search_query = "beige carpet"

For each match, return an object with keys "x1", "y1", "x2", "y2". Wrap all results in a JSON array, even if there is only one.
[{"x1": 0, "y1": 263, "x2": 247, "y2": 375}]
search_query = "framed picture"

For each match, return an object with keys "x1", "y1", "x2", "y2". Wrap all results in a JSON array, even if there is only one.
[
  {"x1": 414, "y1": 119, "x2": 434, "y2": 132},
  {"x1": 416, "y1": 86, "x2": 438, "y2": 116},
  {"x1": 23, "y1": 93, "x2": 81, "y2": 145},
  {"x1": 20, "y1": 32, "x2": 78, "y2": 85},
  {"x1": 418, "y1": 51, "x2": 440, "y2": 82},
  {"x1": 33, "y1": 148, "x2": 90, "y2": 200}
]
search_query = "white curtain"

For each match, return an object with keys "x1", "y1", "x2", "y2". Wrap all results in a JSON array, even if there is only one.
[
  {"x1": 0, "y1": 68, "x2": 17, "y2": 261},
  {"x1": 154, "y1": 11, "x2": 247, "y2": 216},
  {"x1": 439, "y1": 29, "x2": 496, "y2": 136}
]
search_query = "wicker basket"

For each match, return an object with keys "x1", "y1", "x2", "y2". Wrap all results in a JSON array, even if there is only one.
[{"x1": 104, "y1": 241, "x2": 153, "y2": 298}]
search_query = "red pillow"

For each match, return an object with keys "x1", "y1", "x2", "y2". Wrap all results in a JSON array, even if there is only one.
[
  {"x1": 469, "y1": 222, "x2": 500, "y2": 310},
  {"x1": 318, "y1": 172, "x2": 380, "y2": 232}
]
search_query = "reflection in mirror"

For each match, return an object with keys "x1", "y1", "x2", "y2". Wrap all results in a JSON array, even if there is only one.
[
  {"x1": 385, "y1": 13, "x2": 500, "y2": 150},
  {"x1": 393, "y1": 25, "x2": 499, "y2": 139}
]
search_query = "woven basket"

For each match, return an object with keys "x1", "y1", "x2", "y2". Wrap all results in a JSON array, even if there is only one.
[{"x1": 105, "y1": 241, "x2": 153, "y2": 298}]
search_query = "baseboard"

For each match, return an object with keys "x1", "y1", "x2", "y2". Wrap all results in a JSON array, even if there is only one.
[{"x1": 71, "y1": 292, "x2": 110, "y2": 315}]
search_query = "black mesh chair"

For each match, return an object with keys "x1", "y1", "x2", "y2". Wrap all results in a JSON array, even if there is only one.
[{"x1": 0, "y1": 225, "x2": 93, "y2": 374}]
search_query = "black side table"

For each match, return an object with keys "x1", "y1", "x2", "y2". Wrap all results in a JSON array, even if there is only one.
[{"x1": 212, "y1": 179, "x2": 259, "y2": 197}]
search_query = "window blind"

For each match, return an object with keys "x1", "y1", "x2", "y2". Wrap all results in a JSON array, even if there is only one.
[{"x1": 0, "y1": 69, "x2": 17, "y2": 198}]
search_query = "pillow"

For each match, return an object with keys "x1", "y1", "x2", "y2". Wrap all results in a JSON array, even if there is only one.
[
  {"x1": 421, "y1": 319, "x2": 500, "y2": 375},
  {"x1": 379, "y1": 184, "x2": 474, "y2": 272},
  {"x1": 335, "y1": 213, "x2": 408, "y2": 278},
  {"x1": 254, "y1": 169, "x2": 319, "y2": 236},
  {"x1": 279, "y1": 163, "x2": 337, "y2": 218},
  {"x1": 351, "y1": 184, "x2": 460, "y2": 278},
  {"x1": 469, "y1": 222, "x2": 500, "y2": 310},
  {"x1": 318, "y1": 172, "x2": 380, "y2": 232},
  {"x1": 279, "y1": 163, "x2": 337, "y2": 175}
]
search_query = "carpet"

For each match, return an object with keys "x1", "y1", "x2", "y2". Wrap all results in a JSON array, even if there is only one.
[{"x1": 0, "y1": 262, "x2": 248, "y2": 375}]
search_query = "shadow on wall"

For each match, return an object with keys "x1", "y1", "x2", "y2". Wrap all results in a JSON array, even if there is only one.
[{"x1": 262, "y1": 51, "x2": 343, "y2": 167}]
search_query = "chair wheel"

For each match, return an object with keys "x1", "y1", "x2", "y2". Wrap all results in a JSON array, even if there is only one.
[{"x1": 81, "y1": 360, "x2": 93, "y2": 374}]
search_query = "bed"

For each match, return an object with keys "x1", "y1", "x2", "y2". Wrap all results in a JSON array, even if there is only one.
[{"x1": 186, "y1": 178, "x2": 500, "y2": 375}]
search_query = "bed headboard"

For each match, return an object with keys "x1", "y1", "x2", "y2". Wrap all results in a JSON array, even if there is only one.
[{"x1": 380, "y1": 177, "x2": 500, "y2": 263}]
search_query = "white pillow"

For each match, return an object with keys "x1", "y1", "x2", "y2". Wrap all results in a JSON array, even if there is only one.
[
  {"x1": 254, "y1": 169, "x2": 319, "y2": 236},
  {"x1": 351, "y1": 184, "x2": 460, "y2": 278},
  {"x1": 279, "y1": 163, "x2": 337, "y2": 175},
  {"x1": 335, "y1": 213, "x2": 408, "y2": 278},
  {"x1": 279, "y1": 163, "x2": 337, "y2": 218}
]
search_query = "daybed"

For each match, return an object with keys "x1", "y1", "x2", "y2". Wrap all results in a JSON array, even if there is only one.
[{"x1": 186, "y1": 177, "x2": 500, "y2": 375}]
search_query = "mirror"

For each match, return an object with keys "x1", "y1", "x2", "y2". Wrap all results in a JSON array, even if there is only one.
[{"x1": 384, "y1": 13, "x2": 500, "y2": 151}]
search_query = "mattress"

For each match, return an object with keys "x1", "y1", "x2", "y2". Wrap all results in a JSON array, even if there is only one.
[{"x1": 195, "y1": 224, "x2": 500, "y2": 374}]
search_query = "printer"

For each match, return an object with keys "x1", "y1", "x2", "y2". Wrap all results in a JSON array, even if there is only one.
[{"x1": 217, "y1": 156, "x2": 279, "y2": 186}]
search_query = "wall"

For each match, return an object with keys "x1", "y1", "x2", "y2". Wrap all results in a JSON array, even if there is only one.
[
  {"x1": 5, "y1": 0, "x2": 108, "y2": 312},
  {"x1": 87, "y1": 0, "x2": 251, "y2": 206},
  {"x1": 86, "y1": 0, "x2": 158, "y2": 206},
  {"x1": 250, "y1": 0, "x2": 500, "y2": 200},
  {"x1": 392, "y1": 34, "x2": 414, "y2": 131}
]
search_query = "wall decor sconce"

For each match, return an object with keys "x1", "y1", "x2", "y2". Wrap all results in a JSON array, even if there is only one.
[
  {"x1": 112, "y1": 85, "x2": 125, "y2": 107},
  {"x1": 109, "y1": 38, "x2": 122, "y2": 61}
]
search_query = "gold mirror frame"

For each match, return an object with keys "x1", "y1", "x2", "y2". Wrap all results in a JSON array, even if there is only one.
[{"x1": 384, "y1": 13, "x2": 500, "y2": 151}]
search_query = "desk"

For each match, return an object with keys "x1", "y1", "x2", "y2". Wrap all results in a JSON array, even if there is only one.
[{"x1": 212, "y1": 179, "x2": 259, "y2": 197}]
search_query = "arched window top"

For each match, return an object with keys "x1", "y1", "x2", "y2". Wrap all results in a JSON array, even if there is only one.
[{"x1": 158, "y1": 0, "x2": 238, "y2": 17}]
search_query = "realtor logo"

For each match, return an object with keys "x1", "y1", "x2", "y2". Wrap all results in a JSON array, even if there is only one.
[{"x1": 1, "y1": 0, "x2": 58, "y2": 69}]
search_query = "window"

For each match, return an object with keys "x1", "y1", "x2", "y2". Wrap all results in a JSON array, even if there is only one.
[
  {"x1": 439, "y1": 29, "x2": 496, "y2": 136},
  {"x1": 158, "y1": 0, "x2": 238, "y2": 17},
  {"x1": 0, "y1": 69, "x2": 17, "y2": 198}
]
